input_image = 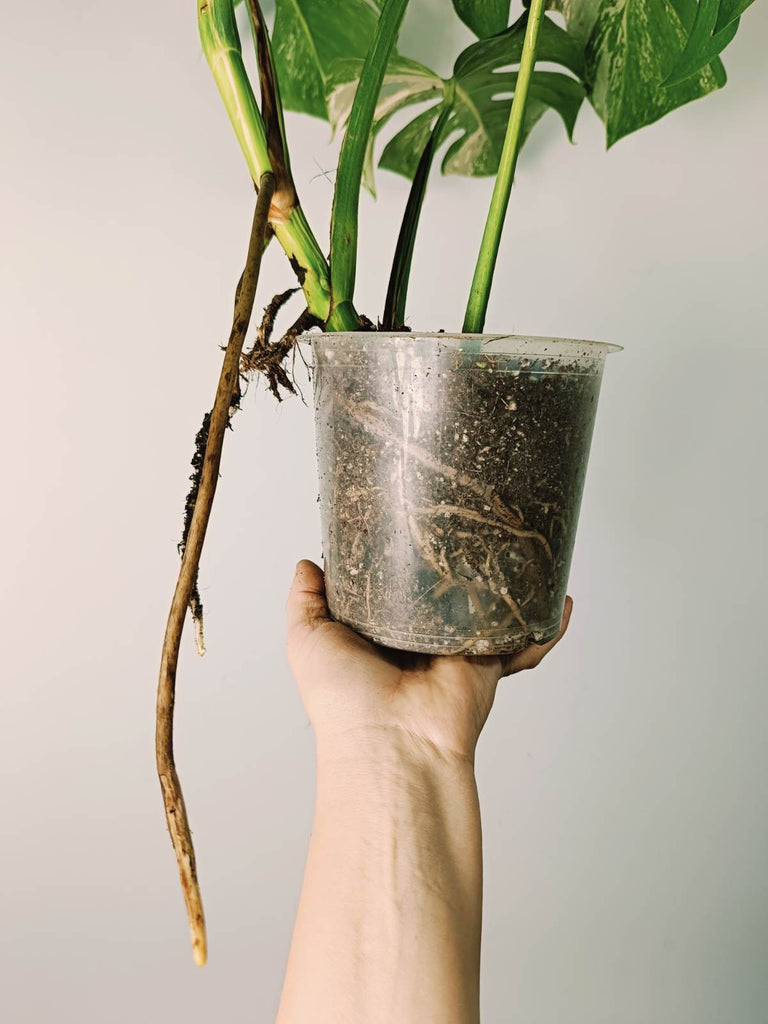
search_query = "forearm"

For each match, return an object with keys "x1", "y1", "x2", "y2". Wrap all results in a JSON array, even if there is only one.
[{"x1": 276, "y1": 726, "x2": 484, "y2": 1024}]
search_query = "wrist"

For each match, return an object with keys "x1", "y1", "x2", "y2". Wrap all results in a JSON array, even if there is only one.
[
  {"x1": 315, "y1": 722, "x2": 478, "y2": 781},
  {"x1": 313, "y1": 724, "x2": 480, "y2": 844}
]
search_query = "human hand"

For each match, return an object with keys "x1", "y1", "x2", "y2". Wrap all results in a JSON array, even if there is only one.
[{"x1": 286, "y1": 560, "x2": 572, "y2": 765}]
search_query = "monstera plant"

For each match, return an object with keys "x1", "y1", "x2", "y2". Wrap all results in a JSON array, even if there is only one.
[{"x1": 155, "y1": 0, "x2": 755, "y2": 965}]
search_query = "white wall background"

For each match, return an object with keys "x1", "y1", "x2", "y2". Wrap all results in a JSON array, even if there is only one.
[{"x1": 2, "y1": 2, "x2": 766, "y2": 1021}]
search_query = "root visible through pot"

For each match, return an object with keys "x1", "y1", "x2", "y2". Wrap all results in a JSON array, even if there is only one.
[{"x1": 315, "y1": 343, "x2": 600, "y2": 653}]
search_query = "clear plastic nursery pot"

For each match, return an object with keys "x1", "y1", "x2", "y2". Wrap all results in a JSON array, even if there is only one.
[{"x1": 305, "y1": 332, "x2": 621, "y2": 656}]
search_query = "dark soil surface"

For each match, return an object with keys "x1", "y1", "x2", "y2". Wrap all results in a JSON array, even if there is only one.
[{"x1": 312, "y1": 337, "x2": 603, "y2": 655}]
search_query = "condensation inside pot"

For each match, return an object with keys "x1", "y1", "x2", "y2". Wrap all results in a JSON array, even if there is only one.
[{"x1": 310, "y1": 335, "x2": 606, "y2": 656}]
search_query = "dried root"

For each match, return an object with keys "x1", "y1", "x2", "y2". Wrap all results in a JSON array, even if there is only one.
[
  {"x1": 157, "y1": 173, "x2": 275, "y2": 968},
  {"x1": 180, "y1": 294, "x2": 318, "y2": 656},
  {"x1": 241, "y1": 300, "x2": 321, "y2": 400}
]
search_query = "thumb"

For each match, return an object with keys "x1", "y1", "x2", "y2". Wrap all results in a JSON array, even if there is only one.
[{"x1": 286, "y1": 559, "x2": 331, "y2": 636}]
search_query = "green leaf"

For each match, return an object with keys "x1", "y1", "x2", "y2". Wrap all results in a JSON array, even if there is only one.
[
  {"x1": 453, "y1": 14, "x2": 586, "y2": 81},
  {"x1": 714, "y1": 0, "x2": 756, "y2": 32},
  {"x1": 452, "y1": 0, "x2": 512, "y2": 37},
  {"x1": 547, "y1": 0, "x2": 601, "y2": 46},
  {"x1": 379, "y1": 103, "x2": 444, "y2": 179},
  {"x1": 664, "y1": 0, "x2": 739, "y2": 86},
  {"x1": 441, "y1": 72, "x2": 585, "y2": 174},
  {"x1": 326, "y1": 55, "x2": 443, "y2": 192},
  {"x1": 583, "y1": 0, "x2": 728, "y2": 147},
  {"x1": 326, "y1": 55, "x2": 441, "y2": 136},
  {"x1": 281, "y1": 4, "x2": 584, "y2": 185},
  {"x1": 381, "y1": 16, "x2": 586, "y2": 179},
  {"x1": 522, "y1": 72, "x2": 586, "y2": 141},
  {"x1": 272, "y1": 0, "x2": 380, "y2": 120}
]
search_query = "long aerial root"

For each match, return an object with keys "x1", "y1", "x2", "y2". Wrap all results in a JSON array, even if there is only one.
[{"x1": 156, "y1": 172, "x2": 275, "y2": 967}]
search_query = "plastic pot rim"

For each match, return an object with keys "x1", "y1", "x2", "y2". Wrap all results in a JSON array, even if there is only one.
[{"x1": 300, "y1": 330, "x2": 623, "y2": 358}]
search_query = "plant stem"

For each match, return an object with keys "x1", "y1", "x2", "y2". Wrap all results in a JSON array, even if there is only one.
[
  {"x1": 382, "y1": 95, "x2": 453, "y2": 330},
  {"x1": 156, "y1": 173, "x2": 275, "y2": 968},
  {"x1": 198, "y1": 0, "x2": 331, "y2": 320},
  {"x1": 245, "y1": 0, "x2": 296, "y2": 201},
  {"x1": 462, "y1": 0, "x2": 546, "y2": 333},
  {"x1": 327, "y1": 0, "x2": 411, "y2": 332}
]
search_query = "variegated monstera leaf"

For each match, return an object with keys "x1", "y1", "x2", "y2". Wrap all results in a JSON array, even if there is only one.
[{"x1": 270, "y1": 0, "x2": 756, "y2": 187}]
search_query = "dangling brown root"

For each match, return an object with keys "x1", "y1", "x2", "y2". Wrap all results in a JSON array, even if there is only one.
[{"x1": 157, "y1": 172, "x2": 276, "y2": 968}]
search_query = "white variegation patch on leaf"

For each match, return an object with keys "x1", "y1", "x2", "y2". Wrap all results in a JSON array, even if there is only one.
[
  {"x1": 326, "y1": 56, "x2": 443, "y2": 192},
  {"x1": 272, "y1": 0, "x2": 755, "y2": 182},
  {"x1": 272, "y1": 0, "x2": 381, "y2": 120},
  {"x1": 326, "y1": 56, "x2": 442, "y2": 136},
  {"x1": 381, "y1": 16, "x2": 587, "y2": 180},
  {"x1": 273, "y1": 3, "x2": 586, "y2": 185},
  {"x1": 550, "y1": 0, "x2": 750, "y2": 147},
  {"x1": 587, "y1": 0, "x2": 727, "y2": 146}
]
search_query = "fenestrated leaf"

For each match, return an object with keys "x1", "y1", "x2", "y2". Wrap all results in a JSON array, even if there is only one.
[
  {"x1": 519, "y1": 71, "x2": 586, "y2": 141},
  {"x1": 714, "y1": 0, "x2": 756, "y2": 32},
  {"x1": 452, "y1": 0, "x2": 512, "y2": 38},
  {"x1": 380, "y1": 16, "x2": 586, "y2": 179},
  {"x1": 439, "y1": 90, "x2": 554, "y2": 174},
  {"x1": 443, "y1": 72, "x2": 585, "y2": 174},
  {"x1": 664, "y1": 0, "x2": 739, "y2": 86},
  {"x1": 378, "y1": 103, "x2": 445, "y2": 179},
  {"x1": 584, "y1": 0, "x2": 728, "y2": 147},
  {"x1": 327, "y1": 55, "x2": 443, "y2": 193},
  {"x1": 272, "y1": 0, "x2": 381, "y2": 120},
  {"x1": 379, "y1": 71, "x2": 584, "y2": 179},
  {"x1": 326, "y1": 55, "x2": 442, "y2": 136},
  {"x1": 453, "y1": 14, "x2": 586, "y2": 82}
]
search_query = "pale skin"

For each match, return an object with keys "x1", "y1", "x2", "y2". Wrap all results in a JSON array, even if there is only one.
[{"x1": 276, "y1": 559, "x2": 573, "y2": 1024}]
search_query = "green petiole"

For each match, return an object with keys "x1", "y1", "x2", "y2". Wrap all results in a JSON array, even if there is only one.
[
  {"x1": 198, "y1": 0, "x2": 332, "y2": 321},
  {"x1": 382, "y1": 94, "x2": 453, "y2": 331},
  {"x1": 327, "y1": 0, "x2": 411, "y2": 332},
  {"x1": 463, "y1": 0, "x2": 547, "y2": 333}
]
